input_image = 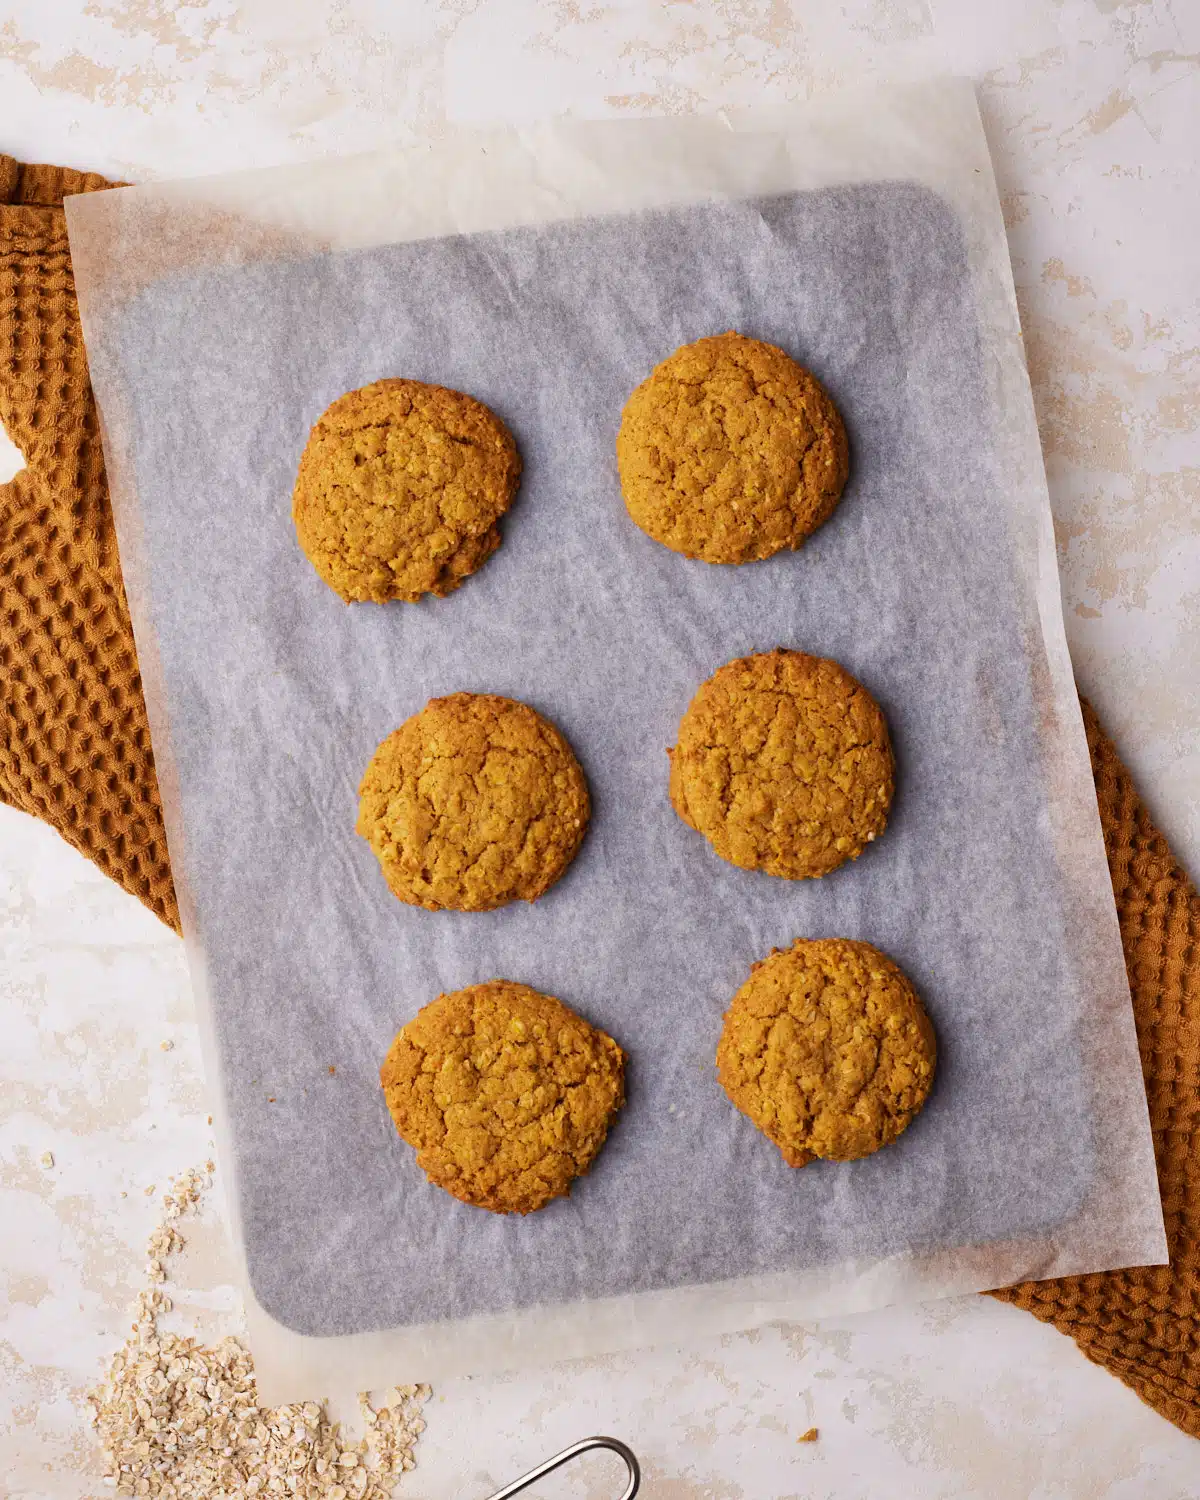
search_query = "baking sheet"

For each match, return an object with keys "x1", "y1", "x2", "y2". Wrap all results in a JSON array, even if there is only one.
[{"x1": 66, "y1": 79, "x2": 1165, "y2": 1404}]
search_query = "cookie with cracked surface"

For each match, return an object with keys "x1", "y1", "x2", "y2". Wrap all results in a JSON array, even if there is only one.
[
  {"x1": 293, "y1": 378, "x2": 521, "y2": 603},
  {"x1": 717, "y1": 939, "x2": 936, "y2": 1167},
  {"x1": 616, "y1": 331, "x2": 848, "y2": 564},
  {"x1": 380, "y1": 980, "x2": 626, "y2": 1214},
  {"x1": 669, "y1": 649, "x2": 892, "y2": 880},
  {"x1": 356, "y1": 693, "x2": 590, "y2": 912}
]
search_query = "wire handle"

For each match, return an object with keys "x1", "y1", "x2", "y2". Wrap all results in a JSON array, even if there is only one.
[{"x1": 483, "y1": 1434, "x2": 640, "y2": 1500}]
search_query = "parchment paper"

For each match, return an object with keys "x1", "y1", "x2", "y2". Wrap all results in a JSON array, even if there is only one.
[{"x1": 66, "y1": 79, "x2": 1166, "y2": 1404}]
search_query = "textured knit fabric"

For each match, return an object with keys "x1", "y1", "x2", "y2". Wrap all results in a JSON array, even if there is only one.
[
  {"x1": 1, "y1": 155, "x2": 1197, "y2": 1436},
  {"x1": 990, "y1": 699, "x2": 1200, "y2": 1437},
  {"x1": 0, "y1": 156, "x2": 178, "y2": 930}
]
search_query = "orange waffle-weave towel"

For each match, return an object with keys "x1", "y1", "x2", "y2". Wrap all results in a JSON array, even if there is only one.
[
  {"x1": 989, "y1": 699, "x2": 1200, "y2": 1436},
  {"x1": 2, "y1": 155, "x2": 1197, "y2": 1435},
  {"x1": 0, "y1": 157, "x2": 177, "y2": 929}
]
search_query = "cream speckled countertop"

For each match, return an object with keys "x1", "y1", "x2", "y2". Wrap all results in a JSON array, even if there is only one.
[{"x1": 2, "y1": 3, "x2": 1197, "y2": 1497}]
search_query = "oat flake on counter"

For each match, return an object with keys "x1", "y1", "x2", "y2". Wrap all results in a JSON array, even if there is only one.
[{"x1": 87, "y1": 1166, "x2": 430, "y2": 1497}]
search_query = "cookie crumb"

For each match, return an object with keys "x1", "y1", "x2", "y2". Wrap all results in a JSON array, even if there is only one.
[
  {"x1": 143, "y1": 1184, "x2": 156, "y2": 1196},
  {"x1": 328, "y1": 1065, "x2": 337, "y2": 1075},
  {"x1": 798, "y1": 1427, "x2": 819, "y2": 1443}
]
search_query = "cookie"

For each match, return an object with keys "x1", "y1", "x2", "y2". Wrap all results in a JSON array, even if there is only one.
[
  {"x1": 716, "y1": 939, "x2": 936, "y2": 1167},
  {"x1": 616, "y1": 331, "x2": 849, "y2": 564},
  {"x1": 669, "y1": 649, "x2": 892, "y2": 880},
  {"x1": 293, "y1": 378, "x2": 521, "y2": 603},
  {"x1": 380, "y1": 980, "x2": 626, "y2": 1214},
  {"x1": 356, "y1": 693, "x2": 590, "y2": 912}
]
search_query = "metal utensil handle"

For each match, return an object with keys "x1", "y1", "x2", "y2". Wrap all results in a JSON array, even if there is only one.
[{"x1": 484, "y1": 1434, "x2": 640, "y2": 1500}]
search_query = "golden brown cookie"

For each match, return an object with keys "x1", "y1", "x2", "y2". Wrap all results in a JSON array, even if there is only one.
[
  {"x1": 293, "y1": 378, "x2": 521, "y2": 603},
  {"x1": 669, "y1": 649, "x2": 892, "y2": 880},
  {"x1": 717, "y1": 939, "x2": 936, "y2": 1167},
  {"x1": 616, "y1": 331, "x2": 848, "y2": 564},
  {"x1": 356, "y1": 693, "x2": 590, "y2": 912},
  {"x1": 380, "y1": 980, "x2": 626, "y2": 1214}
]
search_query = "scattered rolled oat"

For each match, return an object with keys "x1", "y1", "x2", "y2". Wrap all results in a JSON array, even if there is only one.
[
  {"x1": 161, "y1": 1040, "x2": 174, "y2": 1051},
  {"x1": 40, "y1": 1150, "x2": 55, "y2": 1168},
  {"x1": 88, "y1": 1164, "x2": 430, "y2": 1497}
]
